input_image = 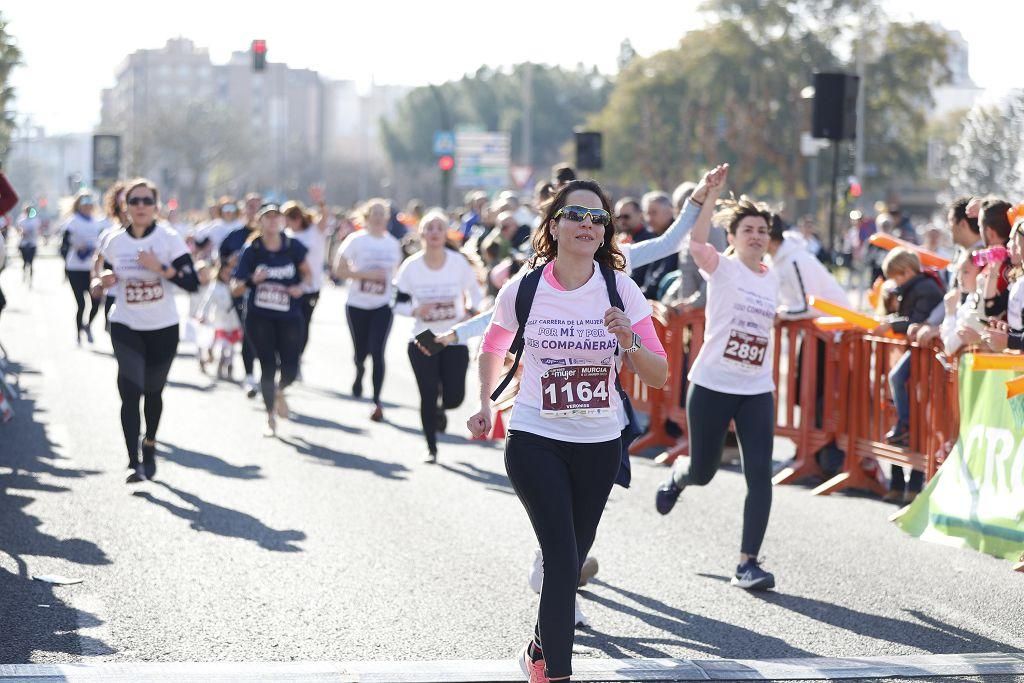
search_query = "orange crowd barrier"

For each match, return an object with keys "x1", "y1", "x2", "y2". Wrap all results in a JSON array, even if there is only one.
[{"x1": 623, "y1": 307, "x2": 963, "y2": 498}]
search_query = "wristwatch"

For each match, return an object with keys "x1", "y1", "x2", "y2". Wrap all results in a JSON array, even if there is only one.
[{"x1": 621, "y1": 332, "x2": 642, "y2": 353}]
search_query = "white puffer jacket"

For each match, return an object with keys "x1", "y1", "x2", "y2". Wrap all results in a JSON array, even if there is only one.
[{"x1": 768, "y1": 234, "x2": 848, "y2": 319}]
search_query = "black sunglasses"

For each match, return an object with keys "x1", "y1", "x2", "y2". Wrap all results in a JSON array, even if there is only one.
[
  {"x1": 555, "y1": 205, "x2": 611, "y2": 226},
  {"x1": 127, "y1": 196, "x2": 156, "y2": 207}
]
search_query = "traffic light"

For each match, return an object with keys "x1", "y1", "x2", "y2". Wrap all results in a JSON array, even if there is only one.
[
  {"x1": 847, "y1": 176, "x2": 862, "y2": 199},
  {"x1": 437, "y1": 155, "x2": 454, "y2": 172},
  {"x1": 252, "y1": 40, "x2": 267, "y2": 72}
]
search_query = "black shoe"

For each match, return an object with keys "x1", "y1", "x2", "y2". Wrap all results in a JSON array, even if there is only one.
[
  {"x1": 352, "y1": 372, "x2": 364, "y2": 398},
  {"x1": 84, "y1": 327, "x2": 94, "y2": 344},
  {"x1": 885, "y1": 424, "x2": 909, "y2": 447},
  {"x1": 424, "y1": 450, "x2": 438, "y2": 464},
  {"x1": 437, "y1": 408, "x2": 447, "y2": 433},
  {"x1": 141, "y1": 441, "x2": 157, "y2": 480},
  {"x1": 731, "y1": 559, "x2": 775, "y2": 591},
  {"x1": 655, "y1": 478, "x2": 684, "y2": 515},
  {"x1": 126, "y1": 465, "x2": 146, "y2": 484}
]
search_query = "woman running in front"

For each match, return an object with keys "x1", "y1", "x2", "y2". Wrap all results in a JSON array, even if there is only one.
[
  {"x1": 468, "y1": 180, "x2": 668, "y2": 683},
  {"x1": 332, "y1": 198, "x2": 403, "y2": 422},
  {"x1": 655, "y1": 193, "x2": 780, "y2": 592},
  {"x1": 395, "y1": 209, "x2": 483, "y2": 463},
  {"x1": 96, "y1": 179, "x2": 200, "y2": 483},
  {"x1": 282, "y1": 198, "x2": 330, "y2": 367},
  {"x1": 231, "y1": 205, "x2": 311, "y2": 436},
  {"x1": 62, "y1": 191, "x2": 105, "y2": 344}
]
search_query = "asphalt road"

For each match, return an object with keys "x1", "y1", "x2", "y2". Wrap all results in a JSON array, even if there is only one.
[{"x1": 1, "y1": 254, "x2": 1022, "y2": 671}]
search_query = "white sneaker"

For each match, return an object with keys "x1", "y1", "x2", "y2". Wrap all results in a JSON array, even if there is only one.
[
  {"x1": 574, "y1": 600, "x2": 591, "y2": 628},
  {"x1": 527, "y1": 548, "x2": 543, "y2": 594},
  {"x1": 244, "y1": 374, "x2": 258, "y2": 399}
]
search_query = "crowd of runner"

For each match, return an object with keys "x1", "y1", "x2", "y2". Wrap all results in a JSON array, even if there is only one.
[{"x1": 3, "y1": 161, "x2": 1019, "y2": 683}]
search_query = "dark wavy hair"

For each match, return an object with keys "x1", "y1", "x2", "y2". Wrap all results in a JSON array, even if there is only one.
[{"x1": 529, "y1": 179, "x2": 625, "y2": 271}]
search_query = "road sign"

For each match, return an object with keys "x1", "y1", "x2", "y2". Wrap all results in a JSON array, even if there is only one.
[
  {"x1": 433, "y1": 131, "x2": 456, "y2": 157},
  {"x1": 510, "y1": 165, "x2": 533, "y2": 189},
  {"x1": 454, "y1": 131, "x2": 510, "y2": 190},
  {"x1": 92, "y1": 134, "x2": 121, "y2": 184}
]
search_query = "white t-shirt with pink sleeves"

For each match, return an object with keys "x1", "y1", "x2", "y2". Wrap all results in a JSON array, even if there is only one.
[
  {"x1": 688, "y1": 255, "x2": 778, "y2": 395},
  {"x1": 490, "y1": 264, "x2": 652, "y2": 443}
]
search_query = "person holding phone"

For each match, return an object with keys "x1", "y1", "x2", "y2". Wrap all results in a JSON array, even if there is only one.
[
  {"x1": 394, "y1": 209, "x2": 482, "y2": 462},
  {"x1": 332, "y1": 198, "x2": 403, "y2": 422},
  {"x1": 97, "y1": 179, "x2": 200, "y2": 483},
  {"x1": 231, "y1": 205, "x2": 311, "y2": 436},
  {"x1": 62, "y1": 190, "x2": 105, "y2": 344}
]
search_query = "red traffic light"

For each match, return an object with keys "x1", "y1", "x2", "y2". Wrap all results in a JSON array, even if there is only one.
[
  {"x1": 849, "y1": 182, "x2": 862, "y2": 198},
  {"x1": 252, "y1": 40, "x2": 267, "y2": 54},
  {"x1": 438, "y1": 155, "x2": 454, "y2": 172}
]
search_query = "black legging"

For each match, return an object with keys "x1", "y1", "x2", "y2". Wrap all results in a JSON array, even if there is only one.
[
  {"x1": 246, "y1": 313, "x2": 302, "y2": 413},
  {"x1": 407, "y1": 343, "x2": 469, "y2": 453},
  {"x1": 20, "y1": 245, "x2": 36, "y2": 277},
  {"x1": 67, "y1": 269, "x2": 101, "y2": 333},
  {"x1": 232, "y1": 296, "x2": 256, "y2": 376},
  {"x1": 673, "y1": 383, "x2": 774, "y2": 556},
  {"x1": 505, "y1": 430, "x2": 620, "y2": 680},
  {"x1": 110, "y1": 323, "x2": 179, "y2": 467},
  {"x1": 299, "y1": 291, "x2": 319, "y2": 357},
  {"x1": 345, "y1": 304, "x2": 392, "y2": 404}
]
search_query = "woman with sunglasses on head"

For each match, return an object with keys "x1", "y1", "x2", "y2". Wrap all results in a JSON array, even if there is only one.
[
  {"x1": 61, "y1": 190, "x2": 105, "y2": 344},
  {"x1": 282, "y1": 197, "x2": 330, "y2": 366},
  {"x1": 468, "y1": 180, "x2": 668, "y2": 683},
  {"x1": 332, "y1": 198, "x2": 403, "y2": 422},
  {"x1": 231, "y1": 205, "x2": 311, "y2": 436},
  {"x1": 96, "y1": 179, "x2": 200, "y2": 483},
  {"x1": 394, "y1": 209, "x2": 483, "y2": 463},
  {"x1": 654, "y1": 192, "x2": 780, "y2": 592}
]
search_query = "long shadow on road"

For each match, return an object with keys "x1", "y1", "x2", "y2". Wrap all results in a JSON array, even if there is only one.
[
  {"x1": 159, "y1": 441, "x2": 263, "y2": 480},
  {"x1": 133, "y1": 482, "x2": 306, "y2": 552},
  {"x1": 578, "y1": 578, "x2": 814, "y2": 660},
  {"x1": 0, "y1": 375, "x2": 114, "y2": 662},
  {"x1": 438, "y1": 461, "x2": 514, "y2": 496},
  {"x1": 280, "y1": 435, "x2": 409, "y2": 481}
]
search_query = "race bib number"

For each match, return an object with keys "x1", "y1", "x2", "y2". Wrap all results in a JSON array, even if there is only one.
[
  {"x1": 723, "y1": 330, "x2": 769, "y2": 369},
  {"x1": 360, "y1": 279, "x2": 387, "y2": 296},
  {"x1": 540, "y1": 365, "x2": 612, "y2": 418},
  {"x1": 420, "y1": 300, "x2": 457, "y2": 323},
  {"x1": 124, "y1": 279, "x2": 165, "y2": 305},
  {"x1": 254, "y1": 283, "x2": 291, "y2": 312}
]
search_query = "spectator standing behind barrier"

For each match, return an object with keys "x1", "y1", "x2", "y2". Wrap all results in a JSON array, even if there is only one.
[
  {"x1": 982, "y1": 214, "x2": 1024, "y2": 353},
  {"x1": 909, "y1": 197, "x2": 984, "y2": 347},
  {"x1": 638, "y1": 192, "x2": 679, "y2": 300},
  {"x1": 767, "y1": 216, "x2": 847, "y2": 318},
  {"x1": 663, "y1": 210, "x2": 728, "y2": 312},
  {"x1": 976, "y1": 197, "x2": 1014, "y2": 323},
  {"x1": 940, "y1": 258, "x2": 984, "y2": 356},
  {"x1": 615, "y1": 197, "x2": 654, "y2": 289},
  {"x1": 871, "y1": 248, "x2": 944, "y2": 502}
]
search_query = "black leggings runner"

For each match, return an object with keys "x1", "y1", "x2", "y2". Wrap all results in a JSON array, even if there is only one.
[
  {"x1": 67, "y1": 270, "x2": 101, "y2": 333},
  {"x1": 110, "y1": 323, "x2": 179, "y2": 467},
  {"x1": 246, "y1": 313, "x2": 302, "y2": 413},
  {"x1": 407, "y1": 343, "x2": 470, "y2": 454},
  {"x1": 673, "y1": 383, "x2": 774, "y2": 556},
  {"x1": 232, "y1": 296, "x2": 256, "y2": 376},
  {"x1": 345, "y1": 304, "x2": 392, "y2": 404},
  {"x1": 299, "y1": 291, "x2": 319, "y2": 357},
  {"x1": 505, "y1": 430, "x2": 620, "y2": 679}
]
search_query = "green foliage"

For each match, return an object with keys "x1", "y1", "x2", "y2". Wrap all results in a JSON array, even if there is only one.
[
  {"x1": 380, "y1": 63, "x2": 611, "y2": 173},
  {"x1": 0, "y1": 13, "x2": 21, "y2": 163}
]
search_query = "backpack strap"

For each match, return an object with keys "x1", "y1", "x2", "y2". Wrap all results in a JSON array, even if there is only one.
[
  {"x1": 599, "y1": 264, "x2": 629, "y2": 395},
  {"x1": 489, "y1": 267, "x2": 543, "y2": 402}
]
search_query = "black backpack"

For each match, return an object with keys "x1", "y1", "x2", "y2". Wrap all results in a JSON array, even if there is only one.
[{"x1": 491, "y1": 263, "x2": 640, "y2": 488}]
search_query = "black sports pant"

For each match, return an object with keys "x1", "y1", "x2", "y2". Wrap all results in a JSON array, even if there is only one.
[
  {"x1": 345, "y1": 304, "x2": 392, "y2": 403},
  {"x1": 407, "y1": 343, "x2": 469, "y2": 453},
  {"x1": 505, "y1": 430, "x2": 620, "y2": 679},
  {"x1": 110, "y1": 323, "x2": 179, "y2": 467},
  {"x1": 299, "y1": 291, "x2": 319, "y2": 357},
  {"x1": 246, "y1": 312, "x2": 302, "y2": 413},
  {"x1": 673, "y1": 383, "x2": 775, "y2": 556},
  {"x1": 67, "y1": 269, "x2": 100, "y2": 333},
  {"x1": 232, "y1": 296, "x2": 256, "y2": 376}
]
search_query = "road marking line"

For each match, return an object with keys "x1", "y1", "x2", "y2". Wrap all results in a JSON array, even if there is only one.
[{"x1": 1, "y1": 651, "x2": 1023, "y2": 681}]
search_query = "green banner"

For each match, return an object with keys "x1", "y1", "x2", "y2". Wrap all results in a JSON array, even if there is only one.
[{"x1": 894, "y1": 354, "x2": 1024, "y2": 562}]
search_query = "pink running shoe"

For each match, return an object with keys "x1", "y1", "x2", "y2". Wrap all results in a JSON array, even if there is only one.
[{"x1": 518, "y1": 643, "x2": 550, "y2": 683}]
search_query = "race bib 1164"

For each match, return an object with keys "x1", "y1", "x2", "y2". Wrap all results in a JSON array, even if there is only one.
[{"x1": 540, "y1": 365, "x2": 612, "y2": 418}]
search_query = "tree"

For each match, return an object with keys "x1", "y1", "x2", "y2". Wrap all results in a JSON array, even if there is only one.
[
  {"x1": 0, "y1": 13, "x2": 21, "y2": 164},
  {"x1": 949, "y1": 90, "x2": 1024, "y2": 200},
  {"x1": 380, "y1": 64, "x2": 611, "y2": 200}
]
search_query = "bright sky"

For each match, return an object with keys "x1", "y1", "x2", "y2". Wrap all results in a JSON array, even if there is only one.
[{"x1": 5, "y1": 0, "x2": 1023, "y2": 135}]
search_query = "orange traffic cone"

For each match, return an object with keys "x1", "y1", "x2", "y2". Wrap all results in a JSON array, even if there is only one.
[{"x1": 490, "y1": 409, "x2": 507, "y2": 440}]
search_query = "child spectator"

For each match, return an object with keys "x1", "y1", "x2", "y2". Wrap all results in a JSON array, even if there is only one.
[
  {"x1": 873, "y1": 248, "x2": 944, "y2": 503},
  {"x1": 941, "y1": 257, "x2": 984, "y2": 356}
]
